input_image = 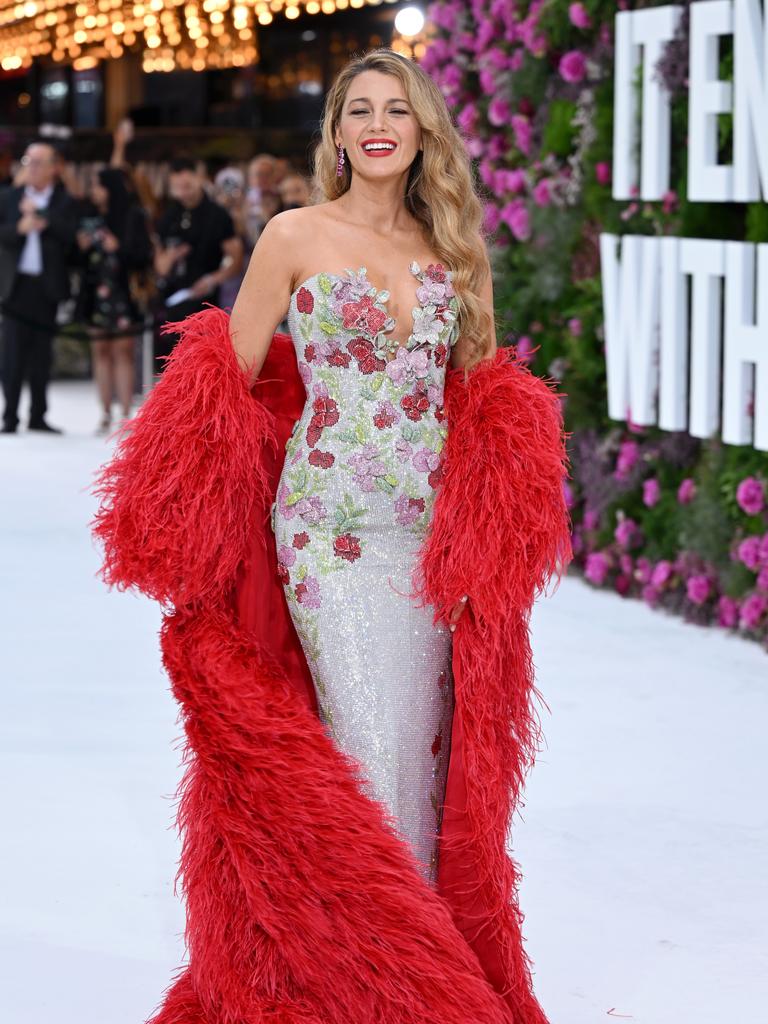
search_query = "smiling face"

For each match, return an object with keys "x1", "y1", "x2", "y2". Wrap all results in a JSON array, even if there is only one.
[{"x1": 334, "y1": 69, "x2": 422, "y2": 179}]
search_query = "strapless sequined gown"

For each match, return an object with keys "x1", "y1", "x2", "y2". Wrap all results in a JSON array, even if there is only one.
[{"x1": 271, "y1": 260, "x2": 459, "y2": 886}]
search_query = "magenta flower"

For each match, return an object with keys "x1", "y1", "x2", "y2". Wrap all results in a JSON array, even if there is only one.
[
  {"x1": 595, "y1": 161, "x2": 611, "y2": 186},
  {"x1": 585, "y1": 551, "x2": 610, "y2": 585},
  {"x1": 717, "y1": 596, "x2": 740, "y2": 628},
  {"x1": 515, "y1": 334, "x2": 534, "y2": 362},
  {"x1": 457, "y1": 102, "x2": 479, "y2": 134},
  {"x1": 569, "y1": 2, "x2": 591, "y2": 29},
  {"x1": 619, "y1": 553, "x2": 634, "y2": 575},
  {"x1": 495, "y1": 168, "x2": 526, "y2": 195},
  {"x1": 559, "y1": 50, "x2": 587, "y2": 83},
  {"x1": 583, "y1": 507, "x2": 600, "y2": 531},
  {"x1": 651, "y1": 560, "x2": 673, "y2": 588},
  {"x1": 736, "y1": 476, "x2": 765, "y2": 516},
  {"x1": 614, "y1": 439, "x2": 639, "y2": 480},
  {"x1": 686, "y1": 574, "x2": 711, "y2": 605},
  {"x1": 532, "y1": 178, "x2": 551, "y2": 207},
  {"x1": 483, "y1": 202, "x2": 502, "y2": 234},
  {"x1": 643, "y1": 478, "x2": 661, "y2": 508},
  {"x1": 614, "y1": 516, "x2": 640, "y2": 550},
  {"x1": 757, "y1": 566, "x2": 768, "y2": 592},
  {"x1": 677, "y1": 478, "x2": 696, "y2": 504},
  {"x1": 662, "y1": 190, "x2": 679, "y2": 215},
  {"x1": 635, "y1": 556, "x2": 652, "y2": 584},
  {"x1": 563, "y1": 479, "x2": 575, "y2": 509},
  {"x1": 510, "y1": 113, "x2": 531, "y2": 156},
  {"x1": 567, "y1": 317, "x2": 582, "y2": 336},
  {"x1": 488, "y1": 97, "x2": 512, "y2": 127},
  {"x1": 739, "y1": 593, "x2": 768, "y2": 630},
  {"x1": 500, "y1": 199, "x2": 531, "y2": 241},
  {"x1": 737, "y1": 536, "x2": 762, "y2": 571}
]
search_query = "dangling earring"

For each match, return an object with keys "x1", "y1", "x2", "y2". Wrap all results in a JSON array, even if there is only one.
[{"x1": 336, "y1": 142, "x2": 345, "y2": 177}]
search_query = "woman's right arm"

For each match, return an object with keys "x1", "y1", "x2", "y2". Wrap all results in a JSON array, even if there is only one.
[{"x1": 229, "y1": 209, "x2": 297, "y2": 385}]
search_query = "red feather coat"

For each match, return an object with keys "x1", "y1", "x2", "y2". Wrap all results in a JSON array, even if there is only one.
[{"x1": 90, "y1": 304, "x2": 572, "y2": 1024}]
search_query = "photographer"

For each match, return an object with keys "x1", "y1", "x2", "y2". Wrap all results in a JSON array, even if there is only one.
[{"x1": 74, "y1": 166, "x2": 152, "y2": 434}]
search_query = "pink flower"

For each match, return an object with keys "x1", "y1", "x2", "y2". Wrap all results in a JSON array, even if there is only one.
[
  {"x1": 737, "y1": 536, "x2": 762, "y2": 571},
  {"x1": 483, "y1": 202, "x2": 502, "y2": 234},
  {"x1": 567, "y1": 317, "x2": 582, "y2": 336},
  {"x1": 277, "y1": 544, "x2": 296, "y2": 569},
  {"x1": 662, "y1": 190, "x2": 678, "y2": 215},
  {"x1": 515, "y1": 334, "x2": 534, "y2": 362},
  {"x1": 595, "y1": 161, "x2": 611, "y2": 186},
  {"x1": 686, "y1": 574, "x2": 711, "y2": 605},
  {"x1": 559, "y1": 49, "x2": 587, "y2": 83},
  {"x1": 619, "y1": 553, "x2": 634, "y2": 575},
  {"x1": 643, "y1": 478, "x2": 661, "y2": 508},
  {"x1": 457, "y1": 102, "x2": 479, "y2": 134},
  {"x1": 736, "y1": 476, "x2": 765, "y2": 516},
  {"x1": 495, "y1": 168, "x2": 526, "y2": 194},
  {"x1": 568, "y1": 2, "x2": 591, "y2": 29},
  {"x1": 635, "y1": 556, "x2": 652, "y2": 584},
  {"x1": 295, "y1": 574, "x2": 321, "y2": 609},
  {"x1": 614, "y1": 516, "x2": 640, "y2": 550},
  {"x1": 757, "y1": 565, "x2": 768, "y2": 592},
  {"x1": 510, "y1": 113, "x2": 531, "y2": 156},
  {"x1": 614, "y1": 439, "x2": 639, "y2": 480},
  {"x1": 583, "y1": 508, "x2": 600, "y2": 531},
  {"x1": 615, "y1": 573, "x2": 632, "y2": 596},
  {"x1": 488, "y1": 97, "x2": 512, "y2": 127},
  {"x1": 677, "y1": 478, "x2": 696, "y2": 504},
  {"x1": 739, "y1": 593, "x2": 768, "y2": 630},
  {"x1": 500, "y1": 199, "x2": 531, "y2": 241},
  {"x1": 585, "y1": 551, "x2": 609, "y2": 585},
  {"x1": 717, "y1": 595, "x2": 740, "y2": 628},
  {"x1": 532, "y1": 178, "x2": 551, "y2": 207},
  {"x1": 651, "y1": 560, "x2": 673, "y2": 588}
]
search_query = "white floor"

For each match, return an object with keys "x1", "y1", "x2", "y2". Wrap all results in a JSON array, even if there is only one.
[{"x1": 2, "y1": 380, "x2": 766, "y2": 1024}]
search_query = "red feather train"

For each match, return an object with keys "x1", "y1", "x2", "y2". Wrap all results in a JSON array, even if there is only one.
[{"x1": 90, "y1": 303, "x2": 572, "y2": 1023}]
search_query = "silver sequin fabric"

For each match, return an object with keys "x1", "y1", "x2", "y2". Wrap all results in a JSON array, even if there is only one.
[{"x1": 271, "y1": 260, "x2": 459, "y2": 885}]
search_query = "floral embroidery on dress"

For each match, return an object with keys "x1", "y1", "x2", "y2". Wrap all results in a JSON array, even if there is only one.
[{"x1": 271, "y1": 260, "x2": 460, "y2": 737}]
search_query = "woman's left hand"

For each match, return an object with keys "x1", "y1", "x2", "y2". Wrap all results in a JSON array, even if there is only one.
[{"x1": 448, "y1": 594, "x2": 469, "y2": 633}]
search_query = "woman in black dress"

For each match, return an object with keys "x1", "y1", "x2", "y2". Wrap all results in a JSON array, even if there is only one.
[{"x1": 75, "y1": 166, "x2": 152, "y2": 434}]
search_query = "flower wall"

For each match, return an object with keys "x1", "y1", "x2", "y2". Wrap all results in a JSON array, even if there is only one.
[{"x1": 422, "y1": 0, "x2": 768, "y2": 650}]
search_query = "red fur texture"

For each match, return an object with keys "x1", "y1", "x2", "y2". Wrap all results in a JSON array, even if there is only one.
[{"x1": 89, "y1": 305, "x2": 572, "y2": 1024}]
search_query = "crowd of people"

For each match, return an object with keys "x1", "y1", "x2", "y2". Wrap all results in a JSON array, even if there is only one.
[{"x1": 0, "y1": 120, "x2": 312, "y2": 436}]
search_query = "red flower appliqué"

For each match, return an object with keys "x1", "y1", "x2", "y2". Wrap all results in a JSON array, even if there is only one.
[
  {"x1": 333, "y1": 533, "x2": 362, "y2": 562},
  {"x1": 296, "y1": 287, "x2": 314, "y2": 315},
  {"x1": 277, "y1": 563, "x2": 290, "y2": 585},
  {"x1": 292, "y1": 532, "x2": 309, "y2": 549},
  {"x1": 327, "y1": 346, "x2": 351, "y2": 368},
  {"x1": 426, "y1": 262, "x2": 447, "y2": 283},
  {"x1": 434, "y1": 342, "x2": 447, "y2": 368},
  {"x1": 306, "y1": 395, "x2": 339, "y2": 448},
  {"x1": 428, "y1": 463, "x2": 443, "y2": 489},
  {"x1": 373, "y1": 407, "x2": 397, "y2": 430},
  {"x1": 400, "y1": 383, "x2": 430, "y2": 422},
  {"x1": 341, "y1": 295, "x2": 388, "y2": 337},
  {"x1": 347, "y1": 336, "x2": 386, "y2": 375},
  {"x1": 304, "y1": 344, "x2": 316, "y2": 363},
  {"x1": 308, "y1": 449, "x2": 335, "y2": 469}
]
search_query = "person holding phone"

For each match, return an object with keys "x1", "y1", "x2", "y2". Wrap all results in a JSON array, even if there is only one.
[{"x1": 74, "y1": 166, "x2": 153, "y2": 434}]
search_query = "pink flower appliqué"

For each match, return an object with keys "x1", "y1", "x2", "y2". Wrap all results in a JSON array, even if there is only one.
[
  {"x1": 295, "y1": 575, "x2": 321, "y2": 609},
  {"x1": 394, "y1": 494, "x2": 425, "y2": 526}
]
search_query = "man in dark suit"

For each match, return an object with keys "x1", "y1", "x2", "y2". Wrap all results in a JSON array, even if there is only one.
[{"x1": 0, "y1": 140, "x2": 78, "y2": 434}]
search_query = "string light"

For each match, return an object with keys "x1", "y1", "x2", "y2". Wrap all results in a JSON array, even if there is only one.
[{"x1": 0, "y1": 0, "x2": 393, "y2": 70}]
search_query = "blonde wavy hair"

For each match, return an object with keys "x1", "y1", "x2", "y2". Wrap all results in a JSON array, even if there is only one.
[{"x1": 310, "y1": 47, "x2": 499, "y2": 369}]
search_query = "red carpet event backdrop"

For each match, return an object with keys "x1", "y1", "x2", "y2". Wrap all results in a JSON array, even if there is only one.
[{"x1": 422, "y1": 0, "x2": 768, "y2": 650}]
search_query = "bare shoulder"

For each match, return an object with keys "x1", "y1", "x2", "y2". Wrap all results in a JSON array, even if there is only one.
[{"x1": 266, "y1": 205, "x2": 332, "y2": 289}]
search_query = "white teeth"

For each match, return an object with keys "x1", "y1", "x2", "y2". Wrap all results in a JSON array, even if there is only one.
[{"x1": 363, "y1": 143, "x2": 395, "y2": 151}]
